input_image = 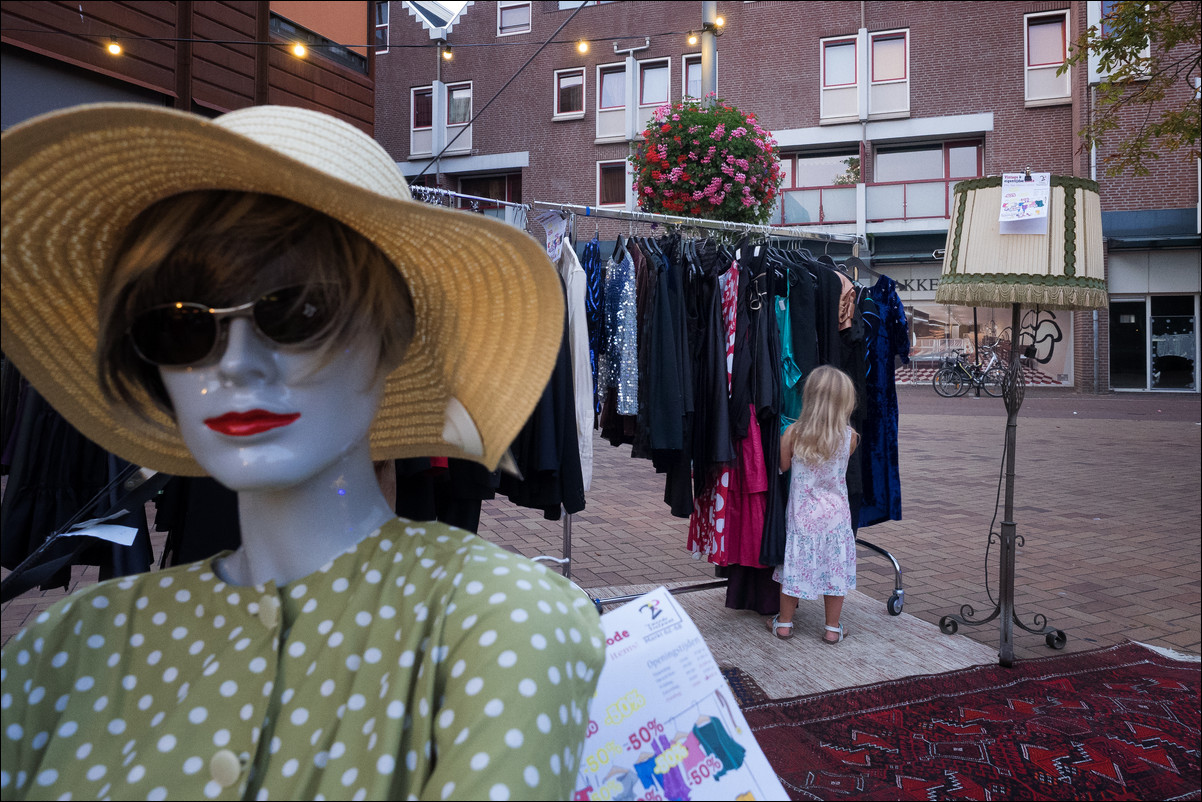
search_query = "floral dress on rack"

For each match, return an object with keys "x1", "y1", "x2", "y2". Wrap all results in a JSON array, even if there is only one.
[{"x1": 773, "y1": 426, "x2": 857, "y2": 599}]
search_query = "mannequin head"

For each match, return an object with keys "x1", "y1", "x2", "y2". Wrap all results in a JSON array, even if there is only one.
[{"x1": 96, "y1": 190, "x2": 415, "y2": 490}]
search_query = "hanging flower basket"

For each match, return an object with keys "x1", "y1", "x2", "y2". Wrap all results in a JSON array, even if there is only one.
[{"x1": 630, "y1": 95, "x2": 784, "y2": 225}]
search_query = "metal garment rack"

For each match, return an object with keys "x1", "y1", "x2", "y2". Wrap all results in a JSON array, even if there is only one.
[{"x1": 531, "y1": 201, "x2": 905, "y2": 616}]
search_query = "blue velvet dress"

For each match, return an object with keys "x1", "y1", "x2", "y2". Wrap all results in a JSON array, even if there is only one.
[{"x1": 858, "y1": 275, "x2": 910, "y2": 527}]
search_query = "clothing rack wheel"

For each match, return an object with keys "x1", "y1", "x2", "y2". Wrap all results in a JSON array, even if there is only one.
[{"x1": 856, "y1": 538, "x2": 905, "y2": 615}]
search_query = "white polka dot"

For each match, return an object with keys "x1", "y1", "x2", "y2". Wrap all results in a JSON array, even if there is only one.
[
  {"x1": 220, "y1": 680, "x2": 238, "y2": 697},
  {"x1": 57, "y1": 721, "x2": 77, "y2": 737},
  {"x1": 378, "y1": 605, "x2": 395, "y2": 619},
  {"x1": 438, "y1": 709, "x2": 455, "y2": 728},
  {"x1": 510, "y1": 608, "x2": 528, "y2": 623},
  {"x1": 497, "y1": 650, "x2": 517, "y2": 667},
  {"x1": 470, "y1": 752, "x2": 490, "y2": 770},
  {"x1": 550, "y1": 754, "x2": 561, "y2": 776},
  {"x1": 332, "y1": 577, "x2": 349, "y2": 593},
  {"x1": 290, "y1": 584, "x2": 308, "y2": 599},
  {"x1": 341, "y1": 768, "x2": 358, "y2": 787},
  {"x1": 407, "y1": 750, "x2": 419, "y2": 770},
  {"x1": 348, "y1": 694, "x2": 366, "y2": 711},
  {"x1": 569, "y1": 628, "x2": 582, "y2": 643},
  {"x1": 398, "y1": 650, "x2": 415, "y2": 667},
  {"x1": 248, "y1": 657, "x2": 267, "y2": 674},
  {"x1": 282, "y1": 759, "x2": 299, "y2": 777},
  {"x1": 440, "y1": 781, "x2": 456, "y2": 800},
  {"x1": 484, "y1": 699, "x2": 504, "y2": 717},
  {"x1": 302, "y1": 598, "x2": 317, "y2": 614},
  {"x1": 478, "y1": 630, "x2": 497, "y2": 647},
  {"x1": 189, "y1": 707, "x2": 207, "y2": 724},
  {"x1": 548, "y1": 666, "x2": 561, "y2": 685},
  {"x1": 149, "y1": 786, "x2": 168, "y2": 800},
  {"x1": 288, "y1": 641, "x2": 305, "y2": 658},
  {"x1": 182, "y1": 756, "x2": 203, "y2": 775},
  {"x1": 465, "y1": 581, "x2": 484, "y2": 595},
  {"x1": 320, "y1": 679, "x2": 336, "y2": 696},
  {"x1": 377, "y1": 754, "x2": 395, "y2": 775},
  {"x1": 107, "y1": 719, "x2": 126, "y2": 735},
  {"x1": 75, "y1": 676, "x2": 95, "y2": 692},
  {"x1": 86, "y1": 764, "x2": 106, "y2": 781},
  {"x1": 364, "y1": 648, "x2": 382, "y2": 664},
  {"x1": 387, "y1": 701, "x2": 404, "y2": 719},
  {"x1": 163, "y1": 667, "x2": 179, "y2": 683},
  {"x1": 76, "y1": 742, "x2": 92, "y2": 759},
  {"x1": 355, "y1": 611, "x2": 372, "y2": 627},
  {"x1": 291, "y1": 708, "x2": 309, "y2": 726},
  {"x1": 328, "y1": 632, "x2": 344, "y2": 648},
  {"x1": 504, "y1": 729, "x2": 523, "y2": 748},
  {"x1": 518, "y1": 679, "x2": 537, "y2": 697},
  {"x1": 464, "y1": 677, "x2": 483, "y2": 695},
  {"x1": 531, "y1": 634, "x2": 547, "y2": 650},
  {"x1": 128, "y1": 765, "x2": 146, "y2": 783},
  {"x1": 490, "y1": 783, "x2": 510, "y2": 800},
  {"x1": 346, "y1": 654, "x2": 361, "y2": 671},
  {"x1": 86, "y1": 634, "x2": 104, "y2": 649},
  {"x1": 317, "y1": 620, "x2": 334, "y2": 635},
  {"x1": 213, "y1": 729, "x2": 230, "y2": 747},
  {"x1": 152, "y1": 612, "x2": 167, "y2": 626},
  {"x1": 488, "y1": 592, "x2": 506, "y2": 605},
  {"x1": 523, "y1": 765, "x2": 539, "y2": 787},
  {"x1": 536, "y1": 714, "x2": 551, "y2": 734}
]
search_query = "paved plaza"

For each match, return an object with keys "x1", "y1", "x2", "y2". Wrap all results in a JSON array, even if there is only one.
[{"x1": 4, "y1": 387, "x2": 1200, "y2": 666}]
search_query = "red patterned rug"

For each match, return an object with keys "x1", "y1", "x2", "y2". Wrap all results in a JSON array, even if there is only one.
[{"x1": 740, "y1": 642, "x2": 1201, "y2": 801}]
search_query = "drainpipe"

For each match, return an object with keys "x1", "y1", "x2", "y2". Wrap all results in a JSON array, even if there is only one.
[
  {"x1": 614, "y1": 37, "x2": 650, "y2": 210},
  {"x1": 1090, "y1": 84, "x2": 1100, "y2": 393}
]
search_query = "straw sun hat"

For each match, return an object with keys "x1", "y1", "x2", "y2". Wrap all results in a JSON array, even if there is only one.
[{"x1": 1, "y1": 103, "x2": 563, "y2": 476}]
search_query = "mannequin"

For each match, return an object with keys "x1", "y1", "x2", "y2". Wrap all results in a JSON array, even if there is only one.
[{"x1": 1, "y1": 105, "x2": 604, "y2": 800}]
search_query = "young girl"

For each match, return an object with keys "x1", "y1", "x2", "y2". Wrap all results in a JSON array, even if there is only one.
[{"x1": 768, "y1": 365, "x2": 859, "y2": 644}]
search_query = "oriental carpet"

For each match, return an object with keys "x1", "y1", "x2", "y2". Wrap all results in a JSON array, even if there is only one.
[{"x1": 730, "y1": 642, "x2": 1201, "y2": 801}]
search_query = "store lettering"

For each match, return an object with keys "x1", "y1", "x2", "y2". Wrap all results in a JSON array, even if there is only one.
[
  {"x1": 897, "y1": 278, "x2": 940, "y2": 293},
  {"x1": 606, "y1": 630, "x2": 630, "y2": 646}
]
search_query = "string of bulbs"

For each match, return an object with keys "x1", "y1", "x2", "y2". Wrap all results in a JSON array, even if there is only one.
[{"x1": 1, "y1": 18, "x2": 725, "y2": 62}]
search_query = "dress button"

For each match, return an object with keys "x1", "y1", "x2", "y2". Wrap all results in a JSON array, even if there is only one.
[
  {"x1": 210, "y1": 749, "x2": 243, "y2": 788},
  {"x1": 258, "y1": 595, "x2": 279, "y2": 628}
]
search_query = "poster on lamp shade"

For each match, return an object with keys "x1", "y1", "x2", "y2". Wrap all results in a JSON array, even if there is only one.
[
  {"x1": 999, "y1": 172, "x2": 1050, "y2": 234},
  {"x1": 572, "y1": 587, "x2": 786, "y2": 801}
]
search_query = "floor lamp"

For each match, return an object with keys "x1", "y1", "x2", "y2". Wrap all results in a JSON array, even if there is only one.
[{"x1": 934, "y1": 174, "x2": 1108, "y2": 667}]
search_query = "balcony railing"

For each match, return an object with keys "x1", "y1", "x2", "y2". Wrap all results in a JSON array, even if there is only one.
[{"x1": 774, "y1": 178, "x2": 966, "y2": 225}]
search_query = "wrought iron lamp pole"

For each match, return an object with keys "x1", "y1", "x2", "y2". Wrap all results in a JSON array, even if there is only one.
[{"x1": 940, "y1": 302, "x2": 1068, "y2": 667}]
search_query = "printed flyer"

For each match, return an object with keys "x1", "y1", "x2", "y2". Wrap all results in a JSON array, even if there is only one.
[
  {"x1": 573, "y1": 587, "x2": 786, "y2": 801},
  {"x1": 999, "y1": 172, "x2": 1050, "y2": 234}
]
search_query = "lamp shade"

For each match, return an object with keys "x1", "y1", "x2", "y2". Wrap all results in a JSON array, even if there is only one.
[{"x1": 936, "y1": 175, "x2": 1107, "y2": 311}]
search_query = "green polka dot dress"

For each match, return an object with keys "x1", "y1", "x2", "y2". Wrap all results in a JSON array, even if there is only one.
[{"x1": 1, "y1": 519, "x2": 605, "y2": 800}]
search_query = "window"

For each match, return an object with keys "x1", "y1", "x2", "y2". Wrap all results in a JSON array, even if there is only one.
[
  {"x1": 447, "y1": 83, "x2": 471, "y2": 126},
  {"x1": 598, "y1": 160, "x2": 626, "y2": 206},
  {"x1": 1089, "y1": 1, "x2": 1150, "y2": 82},
  {"x1": 412, "y1": 87, "x2": 433, "y2": 129},
  {"x1": 683, "y1": 54, "x2": 702, "y2": 98},
  {"x1": 823, "y1": 37, "x2": 857, "y2": 87},
  {"x1": 374, "y1": 1, "x2": 389, "y2": 53},
  {"x1": 558, "y1": 1, "x2": 613, "y2": 7},
  {"x1": 599, "y1": 65, "x2": 625, "y2": 109},
  {"x1": 1025, "y1": 11, "x2": 1070, "y2": 102},
  {"x1": 778, "y1": 151, "x2": 859, "y2": 224},
  {"x1": 498, "y1": 1, "x2": 531, "y2": 36},
  {"x1": 867, "y1": 140, "x2": 982, "y2": 221},
  {"x1": 820, "y1": 35, "x2": 858, "y2": 121},
  {"x1": 871, "y1": 32, "x2": 905, "y2": 82},
  {"x1": 555, "y1": 68, "x2": 585, "y2": 117},
  {"x1": 639, "y1": 59, "x2": 669, "y2": 107},
  {"x1": 868, "y1": 29, "x2": 909, "y2": 117},
  {"x1": 459, "y1": 173, "x2": 523, "y2": 220}
]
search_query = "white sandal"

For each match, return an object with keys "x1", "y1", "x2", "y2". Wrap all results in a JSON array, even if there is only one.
[
  {"x1": 821, "y1": 623, "x2": 849, "y2": 644},
  {"x1": 766, "y1": 615, "x2": 794, "y2": 640}
]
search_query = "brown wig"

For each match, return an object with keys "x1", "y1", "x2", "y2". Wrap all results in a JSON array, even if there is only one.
[{"x1": 96, "y1": 191, "x2": 415, "y2": 416}]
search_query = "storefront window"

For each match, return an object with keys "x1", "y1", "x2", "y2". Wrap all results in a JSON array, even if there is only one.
[{"x1": 1151, "y1": 296, "x2": 1196, "y2": 390}]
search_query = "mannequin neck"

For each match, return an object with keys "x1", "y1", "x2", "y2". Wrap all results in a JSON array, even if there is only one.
[{"x1": 218, "y1": 442, "x2": 394, "y2": 587}]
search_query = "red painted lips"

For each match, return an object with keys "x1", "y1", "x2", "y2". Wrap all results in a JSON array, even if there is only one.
[{"x1": 204, "y1": 410, "x2": 301, "y2": 436}]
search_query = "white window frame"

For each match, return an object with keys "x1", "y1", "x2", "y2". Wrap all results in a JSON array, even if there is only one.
[
  {"x1": 497, "y1": 1, "x2": 532, "y2": 37},
  {"x1": 554, "y1": 67, "x2": 586, "y2": 119},
  {"x1": 597, "y1": 62, "x2": 626, "y2": 111},
  {"x1": 411, "y1": 85, "x2": 433, "y2": 130},
  {"x1": 597, "y1": 159, "x2": 627, "y2": 207},
  {"x1": 637, "y1": 57, "x2": 670, "y2": 109},
  {"x1": 446, "y1": 81, "x2": 472, "y2": 127},
  {"x1": 374, "y1": 0, "x2": 389, "y2": 54},
  {"x1": 868, "y1": 28, "x2": 909, "y2": 118},
  {"x1": 820, "y1": 34, "x2": 859, "y2": 122},
  {"x1": 1025, "y1": 10, "x2": 1071, "y2": 105},
  {"x1": 681, "y1": 53, "x2": 702, "y2": 99},
  {"x1": 1087, "y1": 1, "x2": 1151, "y2": 83}
]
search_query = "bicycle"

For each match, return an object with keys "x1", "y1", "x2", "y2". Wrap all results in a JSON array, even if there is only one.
[{"x1": 932, "y1": 347, "x2": 1007, "y2": 398}]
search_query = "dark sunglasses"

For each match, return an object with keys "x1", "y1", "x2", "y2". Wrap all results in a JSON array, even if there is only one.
[{"x1": 128, "y1": 284, "x2": 338, "y2": 367}]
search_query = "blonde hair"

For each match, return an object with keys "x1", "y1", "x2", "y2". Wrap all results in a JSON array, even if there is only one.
[
  {"x1": 788, "y1": 365, "x2": 857, "y2": 466},
  {"x1": 97, "y1": 191, "x2": 415, "y2": 416}
]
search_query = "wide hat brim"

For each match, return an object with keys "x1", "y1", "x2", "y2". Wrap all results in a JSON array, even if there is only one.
[{"x1": 1, "y1": 103, "x2": 563, "y2": 475}]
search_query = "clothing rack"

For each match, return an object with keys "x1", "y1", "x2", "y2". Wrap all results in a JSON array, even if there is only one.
[
  {"x1": 533, "y1": 200, "x2": 905, "y2": 618},
  {"x1": 530, "y1": 201, "x2": 868, "y2": 256}
]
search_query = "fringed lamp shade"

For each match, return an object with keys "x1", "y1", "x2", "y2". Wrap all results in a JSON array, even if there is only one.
[{"x1": 936, "y1": 175, "x2": 1108, "y2": 311}]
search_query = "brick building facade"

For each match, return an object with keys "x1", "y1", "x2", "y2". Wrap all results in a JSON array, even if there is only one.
[{"x1": 377, "y1": 0, "x2": 1199, "y2": 393}]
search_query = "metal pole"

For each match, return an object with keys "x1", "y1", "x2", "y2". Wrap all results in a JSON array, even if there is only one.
[
  {"x1": 998, "y1": 301, "x2": 1022, "y2": 667},
  {"x1": 701, "y1": 1, "x2": 717, "y2": 106}
]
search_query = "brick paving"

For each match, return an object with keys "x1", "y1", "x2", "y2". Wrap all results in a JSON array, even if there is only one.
[{"x1": 4, "y1": 387, "x2": 1200, "y2": 666}]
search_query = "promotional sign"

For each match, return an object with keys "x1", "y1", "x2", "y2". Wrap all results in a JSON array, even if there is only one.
[
  {"x1": 999, "y1": 172, "x2": 1050, "y2": 234},
  {"x1": 573, "y1": 587, "x2": 785, "y2": 801}
]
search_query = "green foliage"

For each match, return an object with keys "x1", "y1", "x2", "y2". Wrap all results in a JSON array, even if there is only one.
[
  {"x1": 1061, "y1": 0, "x2": 1201, "y2": 176},
  {"x1": 629, "y1": 96, "x2": 784, "y2": 224}
]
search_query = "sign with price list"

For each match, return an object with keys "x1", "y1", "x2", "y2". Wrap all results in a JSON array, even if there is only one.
[{"x1": 573, "y1": 587, "x2": 785, "y2": 801}]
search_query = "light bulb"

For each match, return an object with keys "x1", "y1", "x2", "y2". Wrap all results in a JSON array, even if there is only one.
[
  {"x1": 687, "y1": 32, "x2": 698, "y2": 46},
  {"x1": 107, "y1": 41, "x2": 122, "y2": 55},
  {"x1": 715, "y1": 15, "x2": 725, "y2": 27},
  {"x1": 292, "y1": 43, "x2": 306, "y2": 57},
  {"x1": 442, "y1": 46, "x2": 453, "y2": 60},
  {"x1": 577, "y1": 40, "x2": 589, "y2": 54}
]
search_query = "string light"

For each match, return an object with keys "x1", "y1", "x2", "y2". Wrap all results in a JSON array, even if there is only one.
[
  {"x1": 576, "y1": 39, "x2": 588, "y2": 54},
  {"x1": 687, "y1": 31, "x2": 698, "y2": 46},
  {"x1": 291, "y1": 42, "x2": 306, "y2": 57},
  {"x1": 106, "y1": 40, "x2": 121, "y2": 55},
  {"x1": 441, "y1": 44, "x2": 453, "y2": 60}
]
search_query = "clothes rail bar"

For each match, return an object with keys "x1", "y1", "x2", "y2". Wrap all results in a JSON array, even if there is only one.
[
  {"x1": 411, "y1": 185, "x2": 531, "y2": 211},
  {"x1": 530, "y1": 200, "x2": 866, "y2": 256}
]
